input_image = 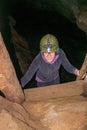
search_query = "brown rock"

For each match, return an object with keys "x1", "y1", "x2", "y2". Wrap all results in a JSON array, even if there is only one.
[
  {"x1": 24, "y1": 80, "x2": 84, "y2": 101},
  {"x1": 22, "y1": 80, "x2": 87, "y2": 130},
  {"x1": 0, "y1": 32, "x2": 24, "y2": 103},
  {"x1": 0, "y1": 96, "x2": 46, "y2": 130},
  {"x1": 23, "y1": 95, "x2": 87, "y2": 130},
  {"x1": 0, "y1": 79, "x2": 87, "y2": 130}
]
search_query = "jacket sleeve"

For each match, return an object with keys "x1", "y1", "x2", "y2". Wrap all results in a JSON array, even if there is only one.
[
  {"x1": 21, "y1": 54, "x2": 40, "y2": 87},
  {"x1": 61, "y1": 49, "x2": 77, "y2": 75}
]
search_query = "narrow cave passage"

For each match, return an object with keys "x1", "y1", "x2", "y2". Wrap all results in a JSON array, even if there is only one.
[{"x1": 11, "y1": 3, "x2": 87, "y2": 87}]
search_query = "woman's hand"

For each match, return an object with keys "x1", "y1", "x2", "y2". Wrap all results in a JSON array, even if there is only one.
[
  {"x1": 74, "y1": 69, "x2": 80, "y2": 76},
  {"x1": 75, "y1": 69, "x2": 87, "y2": 79}
]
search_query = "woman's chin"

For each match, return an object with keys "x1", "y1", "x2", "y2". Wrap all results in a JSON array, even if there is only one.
[{"x1": 47, "y1": 59, "x2": 53, "y2": 63}]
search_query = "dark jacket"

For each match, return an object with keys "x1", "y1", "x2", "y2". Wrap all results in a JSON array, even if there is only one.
[{"x1": 21, "y1": 49, "x2": 77, "y2": 87}]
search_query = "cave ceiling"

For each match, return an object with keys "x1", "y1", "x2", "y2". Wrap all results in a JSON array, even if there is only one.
[{"x1": 12, "y1": 0, "x2": 87, "y2": 34}]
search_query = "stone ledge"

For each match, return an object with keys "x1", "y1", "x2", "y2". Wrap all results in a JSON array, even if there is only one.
[{"x1": 24, "y1": 80, "x2": 84, "y2": 101}]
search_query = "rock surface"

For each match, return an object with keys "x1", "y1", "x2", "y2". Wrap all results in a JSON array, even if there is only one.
[
  {"x1": 0, "y1": 81, "x2": 87, "y2": 130},
  {"x1": 23, "y1": 81, "x2": 87, "y2": 130},
  {"x1": 0, "y1": 96, "x2": 46, "y2": 130},
  {"x1": 0, "y1": 32, "x2": 24, "y2": 103},
  {"x1": 23, "y1": 95, "x2": 87, "y2": 130}
]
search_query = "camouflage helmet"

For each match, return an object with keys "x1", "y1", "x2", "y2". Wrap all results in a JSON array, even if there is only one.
[{"x1": 40, "y1": 34, "x2": 59, "y2": 53}]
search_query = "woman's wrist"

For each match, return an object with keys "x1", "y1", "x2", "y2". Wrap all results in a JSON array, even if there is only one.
[{"x1": 74, "y1": 69, "x2": 80, "y2": 76}]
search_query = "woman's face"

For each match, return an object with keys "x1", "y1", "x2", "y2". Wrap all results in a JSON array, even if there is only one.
[{"x1": 43, "y1": 52, "x2": 56, "y2": 63}]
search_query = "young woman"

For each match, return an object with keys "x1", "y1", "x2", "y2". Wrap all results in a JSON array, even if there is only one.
[{"x1": 21, "y1": 34, "x2": 80, "y2": 87}]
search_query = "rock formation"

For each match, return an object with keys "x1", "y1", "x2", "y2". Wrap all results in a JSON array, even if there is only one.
[
  {"x1": 22, "y1": 74, "x2": 87, "y2": 130},
  {"x1": 0, "y1": 28, "x2": 87, "y2": 129},
  {"x1": 0, "y1": 80, "x2": 87, "y2": 130},
  {"x1": 0, "y1": 32, "x2": 24, "y2": 104}
]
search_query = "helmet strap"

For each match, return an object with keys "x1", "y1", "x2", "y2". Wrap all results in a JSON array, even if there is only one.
[{"x1": 56, "y1": 48, "x2": 60, "y2": 53}]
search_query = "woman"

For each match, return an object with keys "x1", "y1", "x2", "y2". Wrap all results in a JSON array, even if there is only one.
[{"x1": 21, "y1": 34, "x2": 80, "y2": 87}]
